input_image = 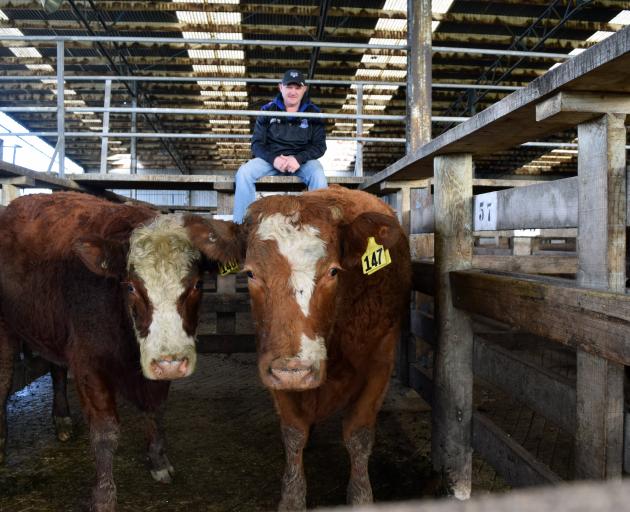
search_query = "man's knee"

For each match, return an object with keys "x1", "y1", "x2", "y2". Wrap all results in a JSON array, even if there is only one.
[
  {"x1": 236, "y1": 158, "x2": 272, "y2": 185},
  {"x1": 301, "y1": 160, "x2": 327, "y2": 188},
  {"x1": 235, "y1": 160, "x2": 255, "y2": 185}
]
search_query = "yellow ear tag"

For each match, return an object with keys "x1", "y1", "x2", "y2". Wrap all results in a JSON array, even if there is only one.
[
  {"x1": 218, "y1": 260, "x2": 239, "y2": 276},
  {"x1": 361, "y1": 237, "x2": 391, "y2": 275}
]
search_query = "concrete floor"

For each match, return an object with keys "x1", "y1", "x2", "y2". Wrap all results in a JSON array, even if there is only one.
[{"x1": 0, "y1": 353, "x2": 464, "y2": 512}]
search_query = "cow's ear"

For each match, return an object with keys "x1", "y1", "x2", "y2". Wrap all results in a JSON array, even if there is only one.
[
  {"x1": 339, "y1": 212, "x2": 402, "y2": 269},
  {"x1": 183, "y1": 215, "x2": 245, "y2": 265},
  {"x1": 73, "y1": 236, "x2": 128, "y2": 278}
]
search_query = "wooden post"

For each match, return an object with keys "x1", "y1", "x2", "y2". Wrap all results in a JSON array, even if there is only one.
[
  {"x1": 431, "y1": 153, "x2": 474, "y2": 499},
  {"x1": 216, "y1": 190, "x2": 234, "y2": 218},
  {"x1": 575, "y1": 113, "x2": 626, "y2": 479},
  {"x1": 406, "y1": 0, "x2": 432, "y2": 153},
  {"x1": 512, "y1": 237, "x2": 532, "y2": 256},
  {"x1": 400, "y1": 185, "x2": 412, "y2": 235},
  {"x1": 1, "y1": 184, "x2": 19, "y2": 206}
]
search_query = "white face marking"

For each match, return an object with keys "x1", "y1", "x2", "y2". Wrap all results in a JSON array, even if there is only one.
[
  {"x1": 257, "y1": 213, "x2": 326, "y2": 317},
  {"x1": 297, "y1": 334, "x2": 327, "y2": 369},
  {"x1": 128, "y1": 215, "x2": 199, "y2": 377}
]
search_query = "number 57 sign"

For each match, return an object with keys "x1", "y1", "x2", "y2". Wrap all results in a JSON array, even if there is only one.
[{"x1": 474, "y1": 191, "x2": 498, "y2": 231}]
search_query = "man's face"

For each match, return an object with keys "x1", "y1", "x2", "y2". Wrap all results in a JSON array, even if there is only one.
[{"x1": 279, "y1": 83, "x2": 307, "y2": 109}]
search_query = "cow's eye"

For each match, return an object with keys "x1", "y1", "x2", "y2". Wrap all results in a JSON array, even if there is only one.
[
  {"x1": 246, "y1": 270, "x2": 255, "y2": 279},
  {"x1": 194, "y1": 280, "x2": 203, "y2": 290},
  {"x1": 127, "y1": 283, "x2": 135, "y2": 293},
  {"x1": 330, "y1": 267, "x2": 339, "y2": 277}
]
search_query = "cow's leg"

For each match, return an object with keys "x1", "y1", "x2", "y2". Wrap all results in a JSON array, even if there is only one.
[
  {"x1": 143, "y1": 405, "x2": 175, "y2": 483},
  {"x1": 0, "y1": 318, "x2": 16, "y2": 464},
  {"x1": 74, "y1": 370, "x2": 120, "y2": 512},
  {"x1": 274, "y1": 392, "x2": 311, "y2": 511},
  {"x1": 50, "y1": 363, "x2": 73, "y2": 442},
  {"x1": 342, "y1": 359, "x2": 394, "y2": 506},
  {"x1": 279, "y1": 424, "x2": 309, "y2": 511}
]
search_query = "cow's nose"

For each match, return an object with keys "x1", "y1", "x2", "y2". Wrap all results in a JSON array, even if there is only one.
[
  {"x1": 150, "y1": 356, "x2": 190, "y2": 380},
  {"x1": 268, "y1": 357, "x2": 320, "y2": 390}
]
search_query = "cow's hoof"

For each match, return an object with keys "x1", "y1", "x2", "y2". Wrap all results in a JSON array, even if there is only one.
[
  {"x1": 91, "y1": 502, "x2": 116, "y2": 512},
  {"x1": 279, "y1": 470, "x2": 306, "y2": 511},
  {"x1": 150, "y1": 463, "x2": 175, "y2": 484},
  {"x1": 91, "y1": 480, "x2": 116, "y2": 512},
  {"x1": 278, "y1": 496, "x2": 306, "y2": 511},
  {"x1": 54, "y1": 415, "x2": 73, "y2": 442},
  {"x1": 347, "y1": 478, "x2": 373, "y2": 506}
]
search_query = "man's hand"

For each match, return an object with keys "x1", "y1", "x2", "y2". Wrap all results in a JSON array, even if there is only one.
[
  {"x1": 273, "y1": 155, "x2": 300, "y2": 173},
  {"x1": 283, "y1": 155, "x2": 300, "y2": 173},
  {"x1": 273, "y1": 155, "x2": 289, "y2": 172}
]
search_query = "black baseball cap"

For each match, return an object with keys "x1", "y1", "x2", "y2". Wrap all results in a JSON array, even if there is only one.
[{"x1": 281, "y1": 69, "x2": 306, "y2": 86}]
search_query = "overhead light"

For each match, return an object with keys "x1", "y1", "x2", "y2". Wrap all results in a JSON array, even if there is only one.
[{"x1": 40, "y1": 0, "x2": 65, "y2": 13}]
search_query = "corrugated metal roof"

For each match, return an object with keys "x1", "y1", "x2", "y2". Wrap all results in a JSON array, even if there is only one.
[{"x1": 0, "y1": 0, "x2": 627, "y2": 178}]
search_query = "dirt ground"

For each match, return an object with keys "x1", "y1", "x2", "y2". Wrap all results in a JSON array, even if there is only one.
[{"x1": 0, "y1": 353, "x2": 503, "y2": 511}]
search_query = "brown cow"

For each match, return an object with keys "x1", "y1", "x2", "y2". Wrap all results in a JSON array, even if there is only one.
[
  {"x1": 0, "y1": 192, "x2": 241, "y2": 512},
  {"x1": 241, "y1": 185, "x2": 411, "y2": 509}
]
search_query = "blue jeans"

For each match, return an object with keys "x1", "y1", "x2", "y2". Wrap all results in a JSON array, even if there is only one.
[{"x1": 232, "y1": 157, "x2": 328, "y2": 223}]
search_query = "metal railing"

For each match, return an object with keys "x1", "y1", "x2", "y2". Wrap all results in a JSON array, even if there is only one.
[{"x1": 0, "y1": 35, "x2": 576, "y2": 177}]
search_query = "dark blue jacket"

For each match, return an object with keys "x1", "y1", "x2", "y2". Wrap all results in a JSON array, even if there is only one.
[{"x1": 251, "y1": 94, "x2": 327, "y2": 165}]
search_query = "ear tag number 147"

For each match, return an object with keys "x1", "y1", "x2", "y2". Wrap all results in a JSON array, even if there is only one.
[
  {"x1": 362, "y1": 237, "x2": 391, "y2": 275},
  {"x1": 219, "y1": 260, "x2": 239, "y2": 276}
]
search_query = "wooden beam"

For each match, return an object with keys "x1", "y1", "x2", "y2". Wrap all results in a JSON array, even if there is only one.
[
  {"x1": 472, "y1": 254, "x2": 577, "y2": 275},
  {"x1": 0, "y1": 161, "x2": 84, "y2": 192},
  {"x1": 450, "y1": 269, "x2": 630, "y2": 367},
  {"x1": 213, "y1": 182, "x2": 234, "y2": 191},
  {"x1": 473, "y1": 177, "x2": 578, "y2": 231},
  {"x1": 0, "y1": 176, "x2": 36, "y2": 187},
  {"x1": 412, "y1": 178, "x2": 582, "y2": 234},
  {"x1": 431, "y1": 153, "x2": 473, "y2": 499},
  {"x1": 379, "y1": 179, "x2": 431, "y2": 193},
  {"x1": 411, "y1": 260, "x2": 435, "y2": 295},
  {"x1": 536, "y1": 92, "x2": 630, "y2": 124},
  {"x1": 473, "y1": 228, "x2": 577, "y2": 238},
  {"x1": 72, "y1": 173, "x2": 363, "y2": 191},
  {"x1": 0, "y1": 184, "x2": 19, "y2": 206}
]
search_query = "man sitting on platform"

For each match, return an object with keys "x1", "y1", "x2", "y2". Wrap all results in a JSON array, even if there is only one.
[{"x1": 232, "y1": 69, "x2": 328, "y2": 223}]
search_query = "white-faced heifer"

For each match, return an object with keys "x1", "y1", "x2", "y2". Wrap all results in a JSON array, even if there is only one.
[
  {"x1": 0, "y1": 192, "x2": 242, "y2": 512},
  {"x1": 241, "y1": 186, "x2": 411, "y2": 509}
]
